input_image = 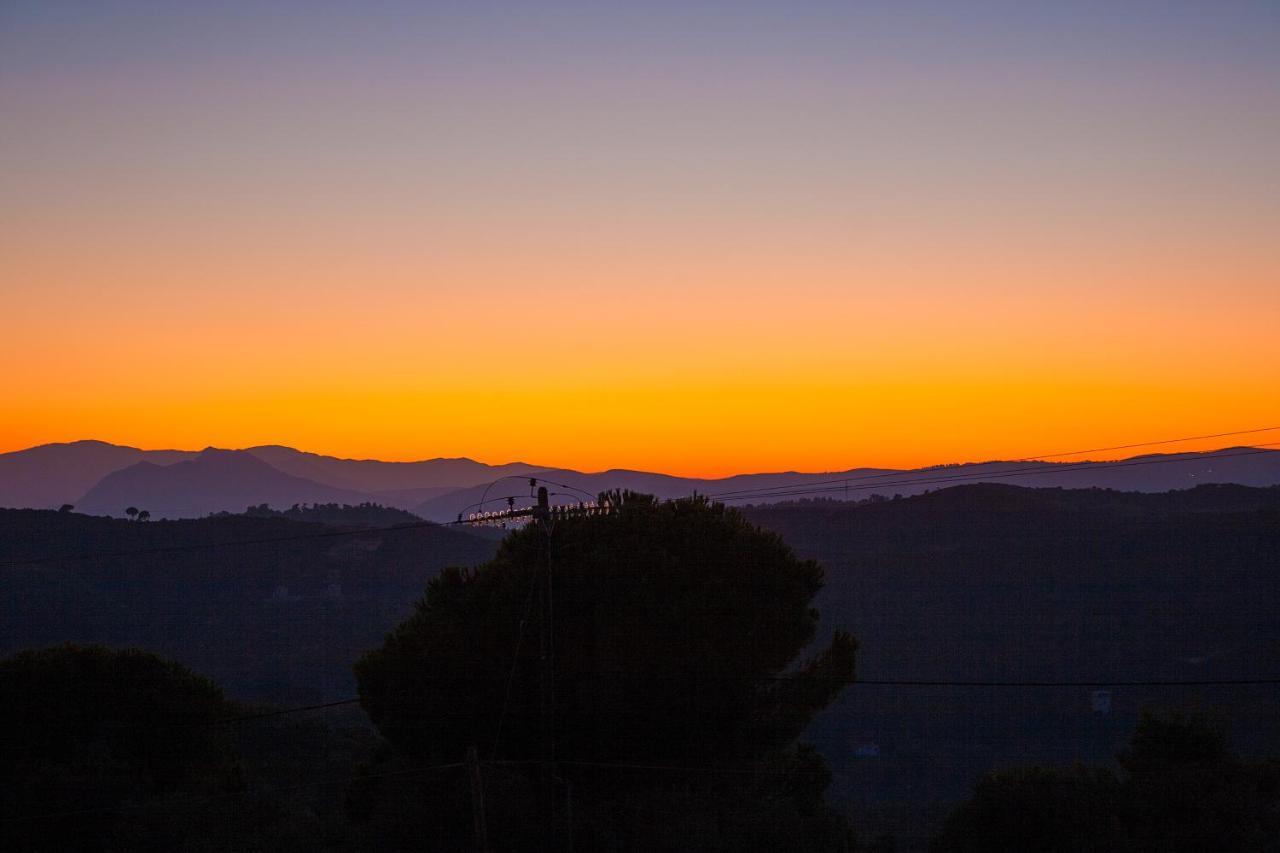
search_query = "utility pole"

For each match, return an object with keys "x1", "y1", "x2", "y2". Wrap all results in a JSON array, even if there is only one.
[
  {"x1": 534, "y1": 485, "x2": 557, "y2": 852},
  {"x1": 466, "y1": 745, "x2": 491, "y2": 853},
  {"x1": 562, "y1": 777, "x2": 574, "y2": 853},
  {"x1": 460, "y1": 478, "x2": 612, "y2": 850}
]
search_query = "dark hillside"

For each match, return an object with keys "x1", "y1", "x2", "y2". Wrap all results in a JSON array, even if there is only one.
[
  {"x1": 0, "y1": 509, "x2": 499, "y2": 704},
  {"x1": 744, "y1": 485, "x2": 1280, "y2": 845}
]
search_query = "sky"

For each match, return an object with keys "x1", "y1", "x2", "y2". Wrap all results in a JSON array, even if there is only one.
[{"x1": 2, "y1": 1, "x2": 1277, "y2": 476}]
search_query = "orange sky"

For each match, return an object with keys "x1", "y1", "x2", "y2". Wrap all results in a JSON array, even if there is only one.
[{"x1": 2, "y1": 2, "x2": 1277, "y2": 476}]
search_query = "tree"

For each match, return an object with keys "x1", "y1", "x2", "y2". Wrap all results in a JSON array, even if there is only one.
[
  {"x1": 137, "y1": 509, "x2": 151, "y2": 522},
  {"x1": 929, "y1": 765, "x2": 1125, "y2": 852},
  {"x1": 0, "y1": 644, "x2": 238, "y2": 851},
  {"x1": 125, "y1": 506, "x2": 138, "y2": 520},
  {"x1": 58, "y1": 503, "x2": 74, "y2": 513},
  {"x1": 933, "y1": 712, "x2": 1280, "y2": 852},
  {"x1": 355, "y1": 493, "x2": 856, "y2": 850},
  {"x1": 1118, "y1": 712, "x2": 1280, "y2": 852}
]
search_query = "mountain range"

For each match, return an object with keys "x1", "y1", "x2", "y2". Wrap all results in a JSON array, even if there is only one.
[{"x1": 3, "y1": 439, "x2": 1280, "y2": 522}]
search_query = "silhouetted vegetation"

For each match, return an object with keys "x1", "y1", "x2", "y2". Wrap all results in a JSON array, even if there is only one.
[
  {"x1": 0, "y1": 508, "x2": 497, "y2": 705},
  {"x1": 1, "y1": 645, "x2": 236, "y2": 850},
  {"x1": 0, "y1": 644, "x2": 392, "y2": 851},
  {"x1": 933, "y1": 713, "x2": 1280, "y2": 852},
  {"x1": 743, "y1": 483, "x2": 1280, "y2": 842},
  {"x1": 354, "y1": 493, "x2": 856, "y2": 851},
  {"x1": 236, "y1": 501, "x2": 422, "y2": 527}
]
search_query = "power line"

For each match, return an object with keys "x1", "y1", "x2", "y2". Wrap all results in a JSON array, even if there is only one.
[
  {"x1": 704, "y1": 427, "x2": 1280, "y2": 500},
  {"x1": 207, "y1": 697, "x2": 362, "y2": 725},
  {"x1": 706, "y1": 438, "x2": 1280, "y2": 501},
  {"x1": 1016, "y1": 425, "x2": 1280, "y2": 461},
  {"x1": 456, "y1": 494, "x2": 537, "y2": 517},
  {"x1": 471, "y1": 473, "x2": 595, "y2": 522},
  {"x1": 849, "y1": 677, "x2": 1280, "y2": 687},
  {"x1": 159, "y1": 674, "x2": 1280, "y2": 732},
  {"x1": 534, "y1": 478, "x2": 598, "y2": 501},
  {"x1": 492, "y1": 758, "x2": 830, "y2": 777},
  {"x1": 707, "y1": 444, "x2": 1280, "y2": 504}
]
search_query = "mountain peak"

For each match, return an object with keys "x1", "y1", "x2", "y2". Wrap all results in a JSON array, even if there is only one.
[{"x1": 76, "y1": 448, "x2": 373, "y2": 519}]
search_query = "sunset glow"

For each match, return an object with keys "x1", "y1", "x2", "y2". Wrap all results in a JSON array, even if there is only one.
[{"x1": 3, "y1": 2, "x2": 1277, "y2": 476}]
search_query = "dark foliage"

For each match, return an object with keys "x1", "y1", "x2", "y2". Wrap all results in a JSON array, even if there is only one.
[
  {"x1": 0, "y1": 509, "x2": 497, "y2": 704},
  {"x1": 355, "y1": 493, "x2": 856, "y2": 851},
  {"x1": 0, "y1": 644, "x2": 391, "y2": 852},
  {"x1": 236, "y1": 502, "x2": 423, "y2": 527},
  {"x1": 742, "y1": 483, "x2": 1280, "y2": 825},
  {"x1": 932, "y1": 713, "x2": 1280, "y2": 852},
  {"x1": 0, "y1": 645, "x2": 236, "y2": 851}
]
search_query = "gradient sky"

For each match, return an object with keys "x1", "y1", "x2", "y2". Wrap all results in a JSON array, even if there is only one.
[{"x1": 2, "y1": 1, "x2": 1277, "y2": 476}]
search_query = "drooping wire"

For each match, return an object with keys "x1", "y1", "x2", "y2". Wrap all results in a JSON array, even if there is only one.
[
  {"x1": 706, "y1": 431, "x2": 1280, "y2": 500},
  {"x1": 706, "y1": 444, "x2": 1280, "y2": 504}
]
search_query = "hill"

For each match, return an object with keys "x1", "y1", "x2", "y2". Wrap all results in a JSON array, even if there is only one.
[
  {"x1": 411, "y1": 447, "x2": 1280, "y2": 521},
  {"x1": 0, "y1": 507, "x2": 499, "y2": 703},
  {"x1": 75, "y1": 448, "x2": 383, "y2": 519},
  {"x1": 742, "y1": 483, "x2": 1280, "y2": 840},
  {"x1": 413, "y1": 466, "x2": 903, "y2": 520},
  {"x1": 6, "y1": 439, "x2": 1280, "y2": 521},
  {"x1": 0, "y1": 440, "x2": 552, "y2": 516},
  {"x1": 238, "y1": 501, "x2": 424, "y2": 526},
  {"x1": 0, "y1": 440, "x2": 194, "y2": 510},
  {"x1": 243, "y1": 444, "x2": 542, "y2": 495}
]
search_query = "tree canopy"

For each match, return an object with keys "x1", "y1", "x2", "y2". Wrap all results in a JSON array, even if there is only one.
[
  {"x1": 0, "y1": 644, "x2": 238, "y2": 851},
  {"x1": 932, "y1": 712, "x2": 1280, "y2": 853},
  {"x1": 355, "y1": 492, "x2": 856, "y2": 850}
]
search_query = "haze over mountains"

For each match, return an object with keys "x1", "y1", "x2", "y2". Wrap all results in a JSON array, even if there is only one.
[{"x1": 3, "y1": 439, "x2": 1280, "y2": 522}]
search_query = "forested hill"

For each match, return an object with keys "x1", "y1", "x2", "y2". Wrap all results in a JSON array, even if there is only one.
[
  {"x1": 746, "y1": 482, "x2": 1280, "y2": 536},
  {"x1": 236, "y1": 501, "x2": 425, "y2": 526},
  {"x1": 0, "y1": 509, "x2": 499, "y2": 704},
  {"x1": 742, "y1": 484, "x2": 1280, "y2": 836},
  {"x1": 743, "y1": 481, "x2": 1280, "y2": 686}
]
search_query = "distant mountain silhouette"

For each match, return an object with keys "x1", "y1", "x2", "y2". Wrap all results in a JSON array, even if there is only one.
[
  {"x1": 76, "y1": 448, "x2": 376, "y2": 519},
  {"x1": 411, "y1": 466, "x2": 897, "y2": 520},
  {"x1": 1, "y1": 441, "x2": 546, "y2": 516},
  {"x1": 0, "y1": 440, "x2": 194, "y2": 510},
  {"x1": 243, "y1": 445, "x2": 542, "y2": 496},
  {"x1": 409, "y1": 447, "x2": 1280, "y2": 521},
  {"x1": 6, "y1": 439, "x2": 1280, "y2": 520}
]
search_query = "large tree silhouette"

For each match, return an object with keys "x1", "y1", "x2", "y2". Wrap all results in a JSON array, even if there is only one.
[
  {"x1": 0, "y1": 645, "x2": 237, "y2": 851},
  {"x1": 355, "y1": 492, "x2": 856, "y2": 850}
]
